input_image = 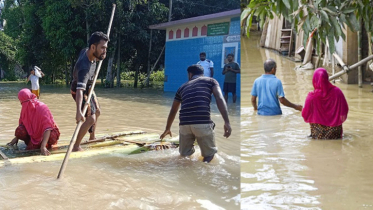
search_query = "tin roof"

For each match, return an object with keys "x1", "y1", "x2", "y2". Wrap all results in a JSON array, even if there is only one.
[{"x1": 149, "y1": 9, "x2": 240, "y2": 30}]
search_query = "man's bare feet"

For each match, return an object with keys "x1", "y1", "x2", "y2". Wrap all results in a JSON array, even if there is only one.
[{"x1": 72, "y1": 146, "x2": 84, "y2": 152}]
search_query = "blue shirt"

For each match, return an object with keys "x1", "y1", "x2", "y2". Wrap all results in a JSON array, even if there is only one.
[
  {"x1": 175, "y1": 75, "x2": 219, "y2": 125},
  {"x1": 251, "y1": 74, "x2": 285, "y2": 115}
]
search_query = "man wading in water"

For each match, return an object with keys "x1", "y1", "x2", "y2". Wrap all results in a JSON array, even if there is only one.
[
  {"x1": 160, "y1": 65, "x2": 232, "y2": 163},
  {"x1": 70, "y1": 31, "x2": 108, "y2": 152}
]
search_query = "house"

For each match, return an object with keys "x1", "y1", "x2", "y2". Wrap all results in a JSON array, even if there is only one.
[{"x1": 149, "y1": 9, "x2": 241, "y2": 96}]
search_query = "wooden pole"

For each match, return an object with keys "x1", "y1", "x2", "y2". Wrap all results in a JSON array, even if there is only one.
[
  {"x1": 146, "y1": 29, "x2": 153, "y2": 87},
  {"x1": 329, "y1": 53, "x2": 373, "y2": 81},
  {"x1": 57, "y1": 4, "x2": 116, "y2": 179}
]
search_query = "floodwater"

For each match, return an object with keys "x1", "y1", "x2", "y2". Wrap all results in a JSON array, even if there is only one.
[
  {"x1": 0, "y1": 83, "x2": 240, "y2": 209},
  {"x1": 241, "y1": 33, "x2": 373, "y2": 209}
]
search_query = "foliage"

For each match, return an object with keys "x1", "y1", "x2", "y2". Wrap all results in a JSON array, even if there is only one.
[
  {"x1": 241, "y1": 0, "x2": 368, "y2": 53},
  {"x1": 149, "y1": 69, "x2": 164, "y2": 82},
  {"x1": 1, "y1": 0, "x2": 236, "y2": 84}
]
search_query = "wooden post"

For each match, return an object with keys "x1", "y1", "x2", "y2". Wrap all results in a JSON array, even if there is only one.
[{"x1": 146, "y1": 29, "x2": 153, "y2": 87}]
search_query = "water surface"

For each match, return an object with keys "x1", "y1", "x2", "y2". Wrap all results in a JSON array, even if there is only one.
[
  {"x1": 0, "y1": 83, "x2": 240, "y2": 209},
  {"x1": 241, "y1": 33, "x2": 373, "y2": 210}
]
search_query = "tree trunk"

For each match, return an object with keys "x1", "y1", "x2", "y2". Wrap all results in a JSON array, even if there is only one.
[
  {"x1": 65, "y1": 61, "x2": 69, "y2": 86},
  {"x1": 116, "y1": 34, "x2": 121, "y2": 88},
  {"x1": 85, "y1": 11, "x2": 90, "y2": 43},
  {"x1": 105, "y1": 35, "x2": 118, "y2": 88},
  {"x1": 134, "y1": 64, "x2": 140, "y2": 88}
]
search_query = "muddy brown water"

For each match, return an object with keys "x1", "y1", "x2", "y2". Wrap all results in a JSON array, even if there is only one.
[
  {"x1": 241, "y1": 34, "x2": 373, "y2": 209},
  {"x1": 0, "y1": 83, "x2": 240, "y2": 209}
]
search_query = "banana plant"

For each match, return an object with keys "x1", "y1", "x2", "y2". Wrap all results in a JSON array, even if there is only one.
[{"x1": 241, "y1": 0, "x2": 361, "y2": 54}]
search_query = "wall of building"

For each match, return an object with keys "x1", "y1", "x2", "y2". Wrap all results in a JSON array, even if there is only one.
[{"x1": 164, "y1": 17, "x2": 241, "y2": 96}]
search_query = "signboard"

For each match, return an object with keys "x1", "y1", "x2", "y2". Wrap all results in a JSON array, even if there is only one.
[
  {"x1": 207, "y1": 22, "x2": 230, "y2": 36},
  {"x1": 223, "y1": 35, "x2": 240, "y2": 43}
]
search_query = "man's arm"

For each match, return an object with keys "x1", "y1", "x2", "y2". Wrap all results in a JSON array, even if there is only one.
[
  {"x1": 160, "y1": 100, "x2": 181, "y2": 140},
  {"x1": 231, "y1": 64, "x2": 241, "y2": 74},
  {"x1": 279, "y1": 97, "x2": 303, "y2": 111},
  {"x1": 75, "y1": 89, "x2": 85, "y2": 123},
  {"x1": 251, "y1": 96, "x2": 258, "y2": 111},
  {"x1": 26, "y1": 75, "x2": 31, "y2": 83},
  {"x1": 210, "y1": 67, "x2": 214, "y2": 77},
  {"x1": 212, "y1": 85, "x2": 231, "y2": 138},
  {"x1": 222, "y1": 66, "x2": 229, "y2": 75}
]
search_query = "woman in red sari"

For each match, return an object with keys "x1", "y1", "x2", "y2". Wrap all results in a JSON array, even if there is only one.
[
  {"x1": 302, "y1": 68, "x2": 349, "y2": 139},
  {"x1": 7, "y1": 88, "x2": 60, "y2": 155}
]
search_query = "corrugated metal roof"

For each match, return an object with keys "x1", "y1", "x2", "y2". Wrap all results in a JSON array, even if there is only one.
[{"x1": 149, "y1": 9, "x2": 240, "y2": 30}]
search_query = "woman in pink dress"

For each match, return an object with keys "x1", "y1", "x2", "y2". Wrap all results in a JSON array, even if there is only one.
[
  {"x1": 8, "y1": 88, "x2": 60, "y2": 155},
  {"x1": 302, "y1": 68, "x2": 349, "y2": 139}
]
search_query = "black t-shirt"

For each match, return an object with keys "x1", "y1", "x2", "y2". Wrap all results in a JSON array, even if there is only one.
[{"x1": 71, "y1": 48, "x2": 97, "y2": 92}]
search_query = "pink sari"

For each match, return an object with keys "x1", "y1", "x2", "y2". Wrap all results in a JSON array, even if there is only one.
[
  {"x1": 302, "y1": 68, "x2": 348, "y2": 127},
  {"x1": 18, "y1": 89, "x2": 59, "y2": 148}
]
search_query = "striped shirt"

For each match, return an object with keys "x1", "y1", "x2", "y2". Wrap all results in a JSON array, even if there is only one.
[{"x1": 175, "y1": 75, "x2": 219, "y2": 125}]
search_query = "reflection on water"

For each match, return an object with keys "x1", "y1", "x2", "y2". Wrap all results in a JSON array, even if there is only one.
[
  {"x1": 0, "y1": 83, "x2": 240, "y2": 209},
  {"x1": 241, "y1": 33, "x2": 373, "y2": 209}
]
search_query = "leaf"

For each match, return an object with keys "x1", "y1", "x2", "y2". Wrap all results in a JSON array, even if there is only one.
[
  {"x1": 327, "y1": 28, "x2": 336, "y2": 53},
  {"x1": 240, "y1": 8, "x2": 251, "y2": 27},
  {"x1": 330, "y1": 16, "x2": 342, "y2": 39},
  {"x1": 339, "y1": 14, "x2": 347, "y2": 29},
  {"x1": 282, "y1": 0, "x2": 291, "y2": 9},
  {"x1": 347, "y1": 13, "x2": 360, "y2": 31},
  {"x1": 342, "y1": 7, "x2": 356, "y2": 14},
  {"x1": 326, "y1": 6, "x2": 338, "y2": 13},
  {"x1": 320, "y1": 10, "x2": 329, "y2": 23}
]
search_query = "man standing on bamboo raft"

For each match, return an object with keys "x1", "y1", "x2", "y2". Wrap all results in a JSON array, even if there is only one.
[
  {"x1": 160, "y1": 65, "x2": 232, "y2": 163},
  {"x1": 70, "y1": 31, "x2": 108, "y2": 152}
]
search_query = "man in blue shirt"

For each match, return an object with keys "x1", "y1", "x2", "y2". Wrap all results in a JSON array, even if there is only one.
[{"x1": 251, "y1": 59, "x2": 302, "y2": 115}]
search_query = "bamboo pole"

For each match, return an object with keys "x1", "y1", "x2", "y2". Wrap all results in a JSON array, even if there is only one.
[
  {"x1": 0, "y1": 150, "x2": 8, "y2": 160},
  {"x1": 57, "y1": 4, "x2": 116, "y2": 179},
  {"x1": 329, "y1": 53, "x2": 373, "y2": 81},
  {"x1": 358, "y1": 29, "x2": 362, "y2": 88}
]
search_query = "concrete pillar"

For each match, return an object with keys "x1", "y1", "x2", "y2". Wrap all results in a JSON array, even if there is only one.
[{"x1": 341, "y1": 26, "x2": 359, "y2": 84}]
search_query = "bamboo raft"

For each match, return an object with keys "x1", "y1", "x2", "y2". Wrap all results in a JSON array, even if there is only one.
[{"x1": 0, "y1": 130, "x2": 179, "y2": 168}]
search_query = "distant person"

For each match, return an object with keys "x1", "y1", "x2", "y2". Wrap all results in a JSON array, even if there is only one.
[
  {"x1": 197, "y1": 52, "x2": 214, "y2": 77},
  {"x1": 7, "y1": 89, "x2": 60, "y2": 156},
  {"x1": 302, "y1": 68, "x2": 349, "y2": 139},
  {"x1": 70, "y1": 31, "x2": 108, "y2": 152},
  {"x1": 160, "y1": 65, "x2": 231, "y2": 163},
  {"x1": 26, "y1": 66, "x2": 44, "y2": 99},
  {"x1": 251, "y1": 59, "x2": 302, "y2": 115},
  {"x1": 222, "y1": 54, "x2": 240, "y2": 103}
]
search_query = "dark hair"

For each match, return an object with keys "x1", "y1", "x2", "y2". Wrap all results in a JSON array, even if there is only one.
[
  {"x1": 187, "y1": 65, "x2": 204, "y2": 76},
  {"x1": 227, "y1": 53, "x2": 234, "y2": 58},
  {"x1": 88, "y1": 31, "x2": 109, "y2": 49},
  {"x1": 264, "y1": 59, "x2": 276, "y2": 73},
  {"x1": 200, "y1": 52, "x2": 206, "y2": 56}
]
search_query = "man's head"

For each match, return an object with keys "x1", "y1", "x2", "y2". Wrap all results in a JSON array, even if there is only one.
[
  {"x1": 199, "y1": 52, "x2": 206, "y2": 61},
  {"x1": 88, "y1": 31, "x2": 109, "y2": 60},
  {"x1": 227, "y1": 54, "x2": 234, "y2": 62},
  {"x1": 187, "y1": 65, "x2": 204, "y2": 80},
  {"x1": 30, "y1": 68, "x2": 35, "y2": 75},
  {"x1": 264, "y1": 59, "x2": 277, "y2": 74}
]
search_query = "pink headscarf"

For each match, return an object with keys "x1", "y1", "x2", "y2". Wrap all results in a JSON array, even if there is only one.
[
  {"x1": 302, "y1": 68, "x2": 349, "y2": 127},
  {"x1": 18, "y1": 89, "x2": 58, "y2": 146}
]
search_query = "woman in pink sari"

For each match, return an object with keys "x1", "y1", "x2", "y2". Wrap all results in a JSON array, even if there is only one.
[
  {"x1": 302, "y1": 68, "x2": 349, "y2": 139},
  {"x1": 7, "y1": 89, "x2": 60, "y2": 155}
]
